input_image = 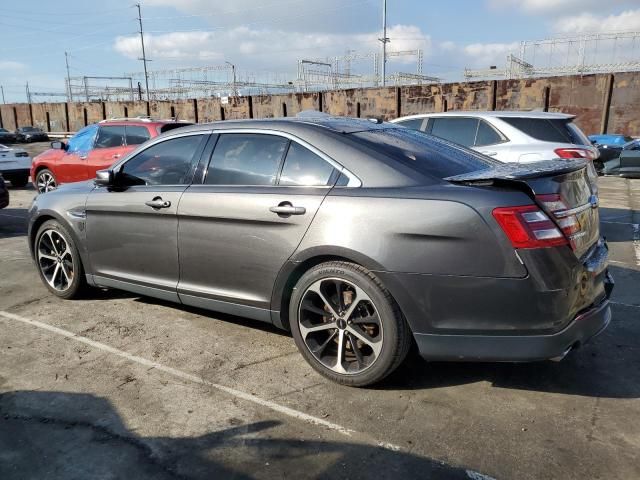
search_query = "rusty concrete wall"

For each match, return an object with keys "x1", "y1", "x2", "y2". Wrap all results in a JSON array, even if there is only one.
[
  {"x1": 252, "y1": 92, "x2": 320, "y2": 119},
  {"x1": 608, "y1": 72, "x2": 640, "y2": 134},
  {"x1": 30, "y1": 103, "x2": 67, "y2": 132},
  {"x1": 67, "y1": 102, "x2": 104, "y2": 131},
  {"x1": 5, "y1": 72, "x2": 640, "y2": 135}
]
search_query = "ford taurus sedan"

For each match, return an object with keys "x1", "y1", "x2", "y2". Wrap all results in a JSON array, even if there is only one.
[{"x1": 27, "y1": 116, "x2": 613, "y2": 386}]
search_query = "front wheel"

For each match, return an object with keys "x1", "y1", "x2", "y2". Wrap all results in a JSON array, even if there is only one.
[
  {"x1": 290, "y1": 261, "x2": 412, "y2": 387},
  {"x1": 35, "y1": 169, "x2": 56, "y2": 193},
  {"x1": 35, "y1": 220, "x2": 87, "y2": 299}
]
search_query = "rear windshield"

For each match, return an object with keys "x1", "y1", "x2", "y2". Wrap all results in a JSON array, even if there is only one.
[
  {"x1": 500, "y1": 117, "x2": 589, "y2": 145},
  {"x1": 350, "y1": 128, "x2": 499, "y2": 179}
]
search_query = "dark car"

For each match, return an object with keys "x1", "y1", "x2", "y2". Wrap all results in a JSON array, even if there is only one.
[
  {"x1": 0, "y1": 174, "x2": 9, "y2": 209},
  {"x1": 16, "y1": 126, "x2": 49, "y2": 143},
  {"x1": 602, "y1": 140, "x2": 640, "y2": 178},
  {"x1": 0, "y1": 128, "x2": 17, "y2": 144},
  {"x1": 27, "y1": 116, "x2": 613, "y2": 386}
]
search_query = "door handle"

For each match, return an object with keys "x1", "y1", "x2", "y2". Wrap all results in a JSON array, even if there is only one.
[
  {"x1": 270, "y1": 202, "x2": 306, "y2": 217},
  {"x1": 79, "y1": 155, "x2": 87, "y2": 160},
  {"x1": 145, "y1": 197, "x2": 171, "y2": 209}
]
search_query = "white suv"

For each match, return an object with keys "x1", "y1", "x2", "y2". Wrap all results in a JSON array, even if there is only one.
[
  {"x1": 390, "y1": 111, "x2": 599, "y2": 165},
  {"x1": 0, "y1": 143, "x2": 31, "y2": 187}
]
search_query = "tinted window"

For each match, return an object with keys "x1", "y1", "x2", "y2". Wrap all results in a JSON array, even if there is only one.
[
  {"x1": 350, "y1": 128, "x2": 499, "y2": 179},
  {"x1": 279, "y1": 142, "x2": 335, "y2": 186},
  {"x1": 121, "y1": 135, "x2": 203, "y2": 185},
  {"x1": 500, "y1": 117, "x2": 589, "y2": 145},
  {"x1": 475, "y1": 120, "x2": 503, "y2": 146},
  {"x1": 126, "y1": 125, "x2": 151, "y2": 145},
  {"x1": 67, "y1": 125, "x2": 98, "y2": 155},
  {"x1": 0, "y1": 129, "x2": 7, "y2": 133},
  {"x1": 205, "y1": 134, "x2": 288, "y2": 186},
  {"x1": 95, "y1": 125, "x2": 125, "y2": 149},
  {"x1": 430, "y1": 118, "x2": 478, "y2": 147},
  {"x1": 395, "y1": 118, "x2": 425, "y2": 131}
]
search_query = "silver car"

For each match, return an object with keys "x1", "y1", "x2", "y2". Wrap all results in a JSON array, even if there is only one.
[
  {"x1": 27, "y1": 116, "x2": 613, "y2": 386},
  {"x1": 390, "y1": 111, "x2": 599, "y2": 164}
]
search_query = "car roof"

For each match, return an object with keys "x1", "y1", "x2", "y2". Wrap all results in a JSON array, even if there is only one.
[
  {"x1": 392, "y1": 110, "x2": 575, "y2": 121},
  {"x1": 170, "y1": 114, "x2": 400, "y2": 135},
  {"x1": 98, "y1": 118, "x2": 191, "y2": 127}
]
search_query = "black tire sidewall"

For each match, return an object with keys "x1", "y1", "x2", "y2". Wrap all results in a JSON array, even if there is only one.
[
  {"x1": 290, "y1": 262, "x2": 405, "y2": 387},
  {"x1": 35, "y1": 220, "x2": 85, "y2": 299}
]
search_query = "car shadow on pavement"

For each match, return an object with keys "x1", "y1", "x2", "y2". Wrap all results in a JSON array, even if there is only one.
[
  {"x1": 0, "y1": 208, "x2": 28, "y2": 239},
  {"x1": 0, "y1": 390, "x2": 472, "y2": 480}
]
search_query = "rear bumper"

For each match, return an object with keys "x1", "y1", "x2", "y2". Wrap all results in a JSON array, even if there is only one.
[
  {"x1": 413, "y1": 296, "x2": 611, "y2": 361},
  {"x1": 0, "y1": 168, "x2": 30, "y2": 176}
]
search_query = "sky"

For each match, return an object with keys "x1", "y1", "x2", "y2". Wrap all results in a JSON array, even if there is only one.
[{"x1": 1, "y1": 0, "x2": 640, "y2": 102}]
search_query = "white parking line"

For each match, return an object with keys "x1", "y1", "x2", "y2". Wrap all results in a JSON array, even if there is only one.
[
  {"x1": 0, "y1": 310, "x2": 355, "y2": 437},
  {"x1": 633, "y1": 223, "x2": 640, "y2": 267}
]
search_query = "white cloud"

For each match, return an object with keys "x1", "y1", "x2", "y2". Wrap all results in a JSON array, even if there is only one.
[
  {"x1": 553, "y1": 9, "x2": 640, "y2": 33},
  {"x1": 488, "y1": 0, "x2": 635, "y2": 15},
  {"x1": 0, "y1": 61, "x2": 27, "y2": 71}
]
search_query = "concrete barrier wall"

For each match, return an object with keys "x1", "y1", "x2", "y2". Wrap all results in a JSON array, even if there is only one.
[{"x1": 3, "y1": 72, "x2": 640, "y2": 135}]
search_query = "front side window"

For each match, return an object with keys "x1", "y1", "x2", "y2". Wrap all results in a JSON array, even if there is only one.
[
  {"x1": 67, "y1": 125, "x2": 98, "y2": 155},
  {"x1": 279, "y1": 142, "x2": 336, "y2": 186},
  {"x1": 126, "y1": 125, "x2": 151, "y2": 145},
  {"x1": 95, "y1": 125, "x2": 125, "y2": 149},
  {"x1": 120, "y1": 134, "x2": 204, "y2": 185},
  {"x1": 429, "y1": 118, "x2": 479, "y2": 147},
  {"x1": 205, "y1": 133, "x2": 288, "y2": 186}
]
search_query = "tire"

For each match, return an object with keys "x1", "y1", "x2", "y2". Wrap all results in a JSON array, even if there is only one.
[
  {"x1": 290, "y1": 261, "x2": 412, "y2": 387},
  {"x1": 34, "y1": 220, "x2": 88, "y2": 299},
  {"x1": 35, "y1": 168, "x2": 56, "y2": 193},
  {"x1": 9, "y1": 174, "x2": 28, "y2": 188}
]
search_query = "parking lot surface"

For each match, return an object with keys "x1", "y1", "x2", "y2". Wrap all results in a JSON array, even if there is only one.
[{"x1": 1, "y1": 151, "x2": 639, "y2": 479}]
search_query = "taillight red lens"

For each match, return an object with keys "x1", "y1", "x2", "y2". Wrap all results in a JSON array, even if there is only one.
[
  {"x1": 536, "y1": 193, "x2": 582, "y2": 250},
  {"x1": 554, "y1": 147, "x2": 596, "y2": 160},
  {"x1": 492, "y1": 205, "x2": 568, "y2": 249}
]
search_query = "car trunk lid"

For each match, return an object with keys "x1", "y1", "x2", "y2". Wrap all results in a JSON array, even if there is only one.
[{"x1": 445, "y1": 159, "x2": 599, "y2": 259}]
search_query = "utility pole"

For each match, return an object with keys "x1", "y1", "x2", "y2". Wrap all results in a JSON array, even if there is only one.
[
  {"x1": 136, "y1": 3, "x2": 150, "y2": 102},
  {"x1": 64, "y1": 51, "x2": 73, "y2": 101},
  {"x1": 26, "y1": 82, "x2": 31, "y2": 104},
  {"x1": 378, "y1": 0, "x2": 390, "y2": 86},
  {"x1": 225, "y1": 61, "x2": 238, "y2": 96},
  {"x1": 0, "y1": 86, "x2": 5, "y2": 104}
]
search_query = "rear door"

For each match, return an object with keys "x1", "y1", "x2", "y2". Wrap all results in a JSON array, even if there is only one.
[{"x1": 177, "y1": 132, "x2": 339, "y2": 320}]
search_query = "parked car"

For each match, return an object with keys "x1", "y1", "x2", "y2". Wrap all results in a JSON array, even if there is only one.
[
  {"x1": 28, "y1": 116, "x2": 613, "y2": 386},
  {"x1": 390, "y1": 111, "x2": 599, "y2": 166},
  {"x1": 0, "y1": 174, "x2": 8, "y2": 209},
  {"x1": 592, "y1": 137, "x2": 640, "y2": 165},
  {"x1": 0, "y1": 128, "x2": 17, "y2": 144},
  {"x1": 588, "y1": 134, "x2": 633, "y2": 147},
  {"x1": 16, "y1": 126, "x2": 49, "y2": 143},
  {"x1": 31, "y1": 118, "x2": 191, "y2": 193},
  {"x1": 0, "y1": 143, "x2": 31, "y2": 187},
  {"x1": 602, "y1": 140, "x2": 640, "y2": 178}
]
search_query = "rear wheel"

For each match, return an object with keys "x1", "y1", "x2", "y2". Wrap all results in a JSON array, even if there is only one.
[
  {"x1": 35, "y1": 169, "x2": 56, "y2": 193},
  {"x1": 290, "y1": 261, "x2": 411, "y2": 387},
  {"x1": 35, "y1": 220, "x2": 87, "y2": 299}
]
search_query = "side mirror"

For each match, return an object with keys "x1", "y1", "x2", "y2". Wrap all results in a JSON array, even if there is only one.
[
  {"x1": 95, "y1": 169, "x2": 114, "y2": 187},
  {"x1": 51, "y1": 141, "x2": 66, "y2": 150}
]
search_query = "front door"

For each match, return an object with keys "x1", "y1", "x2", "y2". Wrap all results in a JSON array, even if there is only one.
[
  {"x1": 56, "y1": 124, "x2": 98, "y2": 184},
  {"x1": 85, "y1": 132, "x2": 207, "y2": 302},
  {"x1": 177, "y1": 133, "x2": 340, "y2": 321}
]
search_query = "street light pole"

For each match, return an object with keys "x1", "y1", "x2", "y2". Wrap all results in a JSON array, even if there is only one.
[
  {"x1": 378, "y1": 0, "x2": 390, "y2": 86},
  {"x1": 136, "y1": 3, "x2": 151, "y2": 102}
]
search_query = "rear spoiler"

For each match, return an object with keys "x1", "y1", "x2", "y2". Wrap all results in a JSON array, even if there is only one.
[{"x1": 445, "y1": 159, "x2": 587, "y2": 183}]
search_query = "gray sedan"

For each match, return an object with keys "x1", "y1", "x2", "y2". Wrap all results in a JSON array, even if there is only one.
[{"x1": 27, "y1": 116, "x2": 613, "y2": 386}]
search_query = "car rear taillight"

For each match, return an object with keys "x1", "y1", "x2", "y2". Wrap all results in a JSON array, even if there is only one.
[
  {"x1": 492, "y1": 205, "x2": 568, "y2": 249},
  {"x1": 535, "y1": 194, "x2": 582, "y2": 250},
  {"x1": 554, "y1": 147, "x2": 596, "y2": 160}
]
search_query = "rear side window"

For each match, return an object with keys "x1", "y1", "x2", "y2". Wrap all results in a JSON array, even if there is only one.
[
  {"x1": 279, "y1": 142, "x2": 336, "y2": 186},
  {"x1": 125, "y1": 125, "x2": 151, "y2": 145},
  {"x1": 95, "y1": 125, "x2": 125, "y2": 149},
  {"x1": 350, "y1": 128, "x2": 499, "y2": 179},
  {"x1": 500, "y1": 117, "x2": 589, "y2": 145},
  {"x1": 429, "y1": 118, "x2": 478, "y2": 147},
  {"x1": 475, "y1": 120, "x2": 503, "y2": 146},
  {"x1": 205, "y1": 133, "x2": 288, "y2": 186},
  {"x1": 394, "y1": 118, "x2": 425, "y2": 131}
]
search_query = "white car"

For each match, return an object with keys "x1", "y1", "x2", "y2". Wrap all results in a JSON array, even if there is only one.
[
  {"x1": 0, "y1": 143, "x2": 31, "y2": 187},
  {"x1": 390, "y1": 111, "x2": 599, "y2": 164}
]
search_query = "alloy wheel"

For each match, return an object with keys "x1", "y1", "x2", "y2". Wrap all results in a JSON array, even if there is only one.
[
  {"x1": 298, "y1": 278, "x2": 383, "y2": 375},
  {"x1": 37, "y1": 172, "x2": 56, "y2": 193},
  {"x1": 37, "y1": 229, "x2": 74, "y2": 292}
]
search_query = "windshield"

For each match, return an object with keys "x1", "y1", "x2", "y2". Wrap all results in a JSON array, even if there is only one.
[{"x1": 349, "y1": 128, "x2": 500, "y2": 179}]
